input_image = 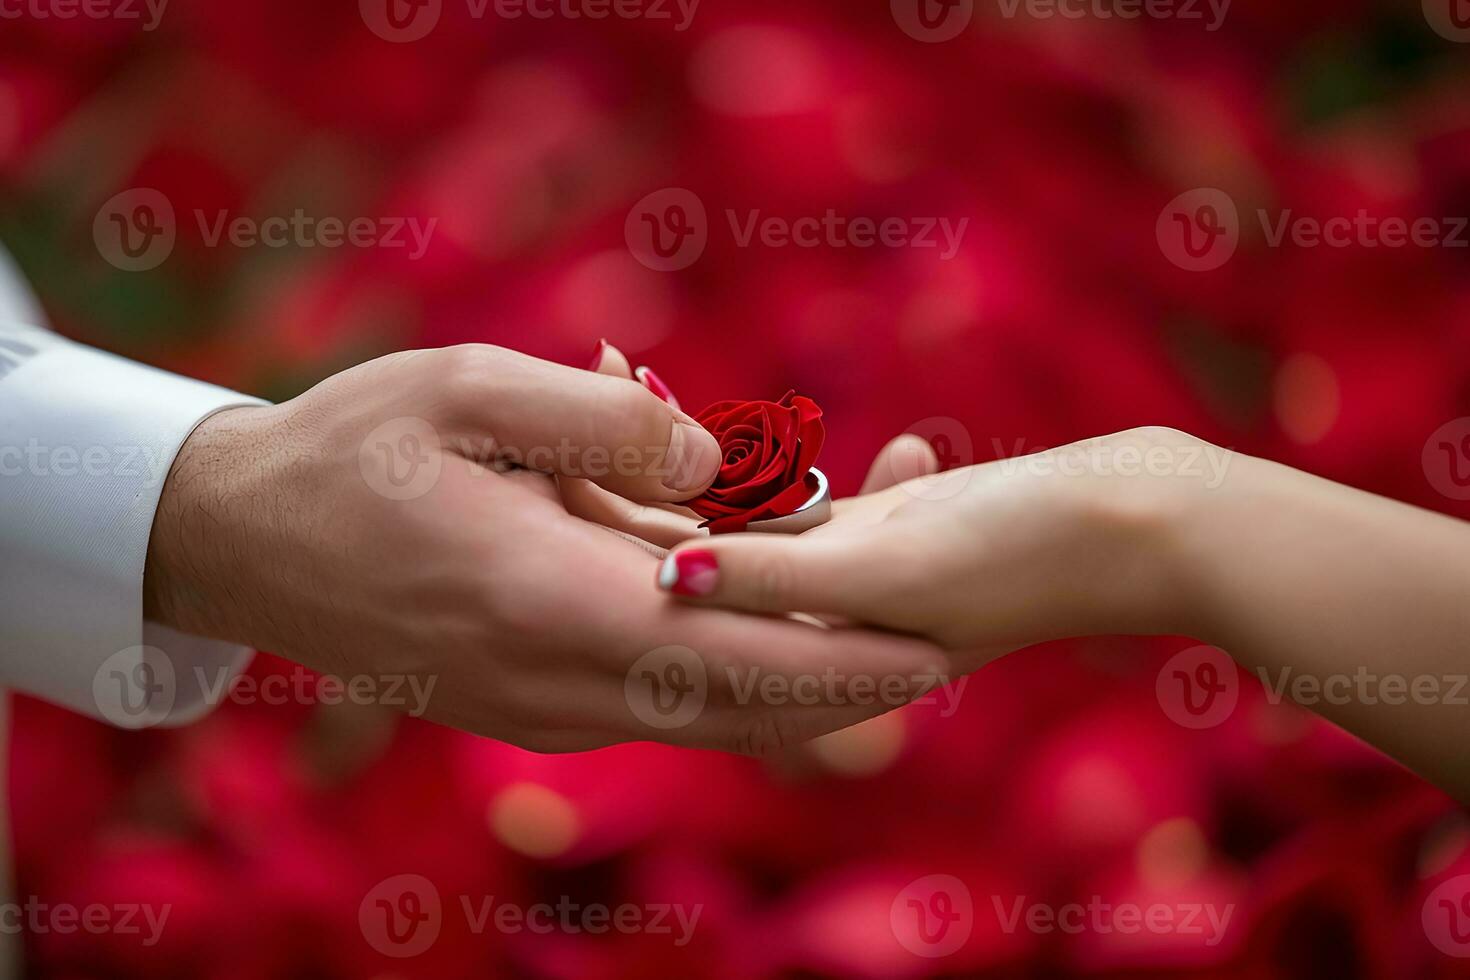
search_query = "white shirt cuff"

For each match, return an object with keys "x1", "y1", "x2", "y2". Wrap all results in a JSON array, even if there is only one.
[{"x1": 0, "y1": 336, "x2": 266, "y2": 728}]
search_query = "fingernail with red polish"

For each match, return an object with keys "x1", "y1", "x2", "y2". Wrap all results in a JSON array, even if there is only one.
[
  {"x1": 657, "y1": 550, "x2": 718, "y2": 597},
  {"x1": 636, "y1": 366, "x2": 681, "y2": 411},
  {"x1": 588, "y1": 338, "x2": 608, "y2": 371}
]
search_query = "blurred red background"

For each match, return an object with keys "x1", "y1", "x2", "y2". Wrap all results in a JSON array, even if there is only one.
[{"x1": 4, "y1": 0, "x2": 1470, "y2": 976}]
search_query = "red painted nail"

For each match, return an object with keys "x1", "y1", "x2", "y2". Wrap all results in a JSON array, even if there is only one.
[
  {"x1": 636, "y1": 366, "x2": 681, "y2": 411},
  {"x1": 657, "y1": 550, "x2": 719, "y2": 597},
  {"x1": 587, "y1": 338, "x2": 608, "y2": 371}
]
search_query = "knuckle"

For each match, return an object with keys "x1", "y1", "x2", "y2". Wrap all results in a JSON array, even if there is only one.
[
  {"x1": 438, "y1": 344, "x2": 508, "y2": 407},
  {"x1": 749, "y1": 553, "x2": 796, "y2": 614}
]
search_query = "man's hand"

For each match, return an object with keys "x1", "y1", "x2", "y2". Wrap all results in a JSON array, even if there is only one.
[{"x1": 143, "y1": 345, "x2": 948, "y2": 754}]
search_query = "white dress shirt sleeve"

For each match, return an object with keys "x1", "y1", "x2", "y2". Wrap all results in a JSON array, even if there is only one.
[{"x1": 0, "y1": 321, "x2": 266, "y2": 728}]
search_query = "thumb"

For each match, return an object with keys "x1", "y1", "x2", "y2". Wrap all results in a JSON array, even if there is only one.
[
  {"x1": 447, "y1": 347, "x2": 720, "y2": 503},
  {"x1": 860, "y1": 433, "x2": 940, "y2": 494},
  {"x1": 655, "y1": 532, "x2": 889, "y2": 618}
]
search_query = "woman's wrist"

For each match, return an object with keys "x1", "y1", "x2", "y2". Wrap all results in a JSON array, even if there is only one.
[
  {"x1": 1141, "y1": 440, "x2": 1265, "y2": 647},
  {"x1": 1071, "y1": 428, "x2": 1243, "y2": 643}
]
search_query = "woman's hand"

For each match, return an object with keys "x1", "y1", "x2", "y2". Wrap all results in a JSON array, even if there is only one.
[
  {"x1": 655, "y1": 426, "x2": 1224, "y2": 654},
  {"x1": 660, "y1": 423, "x2": 1470, "y2": 800}
]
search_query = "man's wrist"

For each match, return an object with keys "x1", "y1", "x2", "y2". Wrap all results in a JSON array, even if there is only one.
[{"x1": 143, "y1": 405, "x2": 272, "y2": 644}]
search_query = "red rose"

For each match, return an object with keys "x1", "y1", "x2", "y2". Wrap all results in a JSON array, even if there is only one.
[{"x1": 687, "y1": 391, "x2": 825, "y2": 534}]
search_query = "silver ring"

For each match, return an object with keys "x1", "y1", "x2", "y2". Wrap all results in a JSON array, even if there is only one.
[{"x1": 744, "y1": 467, "x2": 831, "y2": 535}]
